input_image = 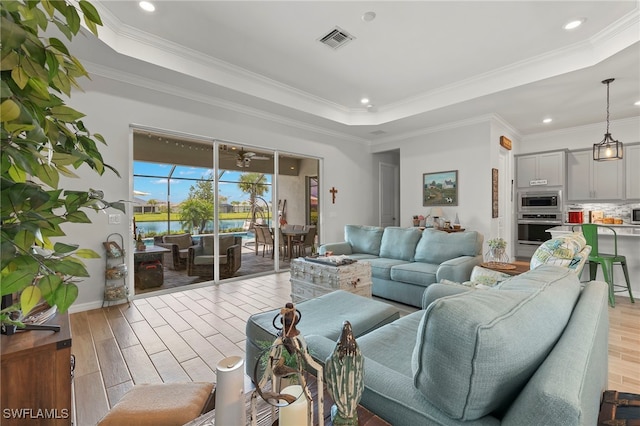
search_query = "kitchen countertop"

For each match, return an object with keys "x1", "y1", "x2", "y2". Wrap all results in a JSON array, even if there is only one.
[{"x1": 548, "y1": 225, "x2": 640, "y2": 237}]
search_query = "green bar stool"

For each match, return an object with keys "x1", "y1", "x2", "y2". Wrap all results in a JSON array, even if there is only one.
[{"x1": 581, "y1": 224, "x2": 634, "y2": 307}]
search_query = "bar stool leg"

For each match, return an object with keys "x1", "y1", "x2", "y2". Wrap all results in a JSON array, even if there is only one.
[
  {"x1": 621, "y1": 261, "x2": 635, "y2": 303},
  {"x1": 600, "y1": 261, "x2": 614, "y2": 307}
]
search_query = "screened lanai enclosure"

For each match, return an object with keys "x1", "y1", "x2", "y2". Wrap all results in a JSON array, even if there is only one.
[{"x1": 132, "y1": 129, "x2": 320, "y2": 295}]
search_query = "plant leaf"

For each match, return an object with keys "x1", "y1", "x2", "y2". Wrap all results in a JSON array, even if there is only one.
[
  {"x1": 11, "y1": 66, "x2": 29, "y2": 90},
  {"x1": 35, "y1": 163, "x2": 60, "y2": 188},
  {"x1": 0, "y1": 99, "x2": 21, "y2": 122},
  {"x1": 20, "y1": 286, "x2": 42, "y2": 316},
  {"x1": 0, "y1": 270, "x2": 33, "y2": 296},
  {"x1": 53, "y1": 242, "x2": 79, "y2": 254},
  {"x1": 53, "y1": 283, "x2": 78, "y2": 313},
  {"x1": 49, "y1": 105, "x2": 85, "y2": 121},
  {"x1": 74, "y1": 248, "x2": 100, "y2": 259},
  {"x1": 37, "y1": 274, "x2": 62, "y2": 305}
]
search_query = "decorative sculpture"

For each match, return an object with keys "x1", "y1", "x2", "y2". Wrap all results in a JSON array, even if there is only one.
[
  {"x1": 324, "y1": 321, "x2": 365, "y2": 426},
  {"x1": 250, "y1": 302, "x2": 324, "y2": 426}
]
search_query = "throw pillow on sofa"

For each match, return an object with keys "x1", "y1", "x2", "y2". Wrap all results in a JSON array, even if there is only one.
[
  {"x1": 379, "y1": 227, "x2": 422, "y2": 261},
  {"x1": 344, "y1": 225, "x2": 384, "y2": 256},
  {"x1": 530, "y1": 232, "x2": 587, "y2": 272},
  {"x1": 411, "y1": 266, "x2": 580, "y2": 420},
  {"x1": 414, "y1": 229, "x2": 480, "y2": 264}
]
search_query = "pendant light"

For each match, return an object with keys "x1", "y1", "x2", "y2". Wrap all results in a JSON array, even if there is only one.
[{"x1": 593, "y1": 78, "x2": 623, "y2": 161}]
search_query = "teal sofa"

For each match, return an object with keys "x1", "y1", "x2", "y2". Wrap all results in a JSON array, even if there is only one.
[
  {"x1": 306, "y1": 266, "x2": 609, "y2": 426},
  {"x1": 319, "y1": 225, "x2": 484, "y2": 307}
]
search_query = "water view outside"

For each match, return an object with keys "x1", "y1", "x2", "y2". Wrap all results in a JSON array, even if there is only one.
[{"x1": 136, "y1": 219, "x2": 263, "y2": 235}]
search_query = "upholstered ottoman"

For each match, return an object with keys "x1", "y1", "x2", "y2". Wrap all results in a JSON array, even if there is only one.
[{"x1": 245, "y1": 290, "x2": 401, "y2": 377}]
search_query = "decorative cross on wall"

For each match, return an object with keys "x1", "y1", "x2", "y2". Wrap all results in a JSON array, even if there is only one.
[{"x1": 329, "y1": 187, "x2": 338, "y2": 204}]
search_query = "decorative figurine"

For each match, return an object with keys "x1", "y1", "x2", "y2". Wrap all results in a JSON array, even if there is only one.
[
  {"x1": 324, "y1": 321, "x2": 365, "y2": 426},
  {"x1": 250, "y1": 302, "x2": 324, "y2": 426}
]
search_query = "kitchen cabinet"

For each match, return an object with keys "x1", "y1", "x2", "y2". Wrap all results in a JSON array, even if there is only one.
[
  {"x1": 567, "y1": 149, "x2": 624, "y2": 201},
  {"x1": 516, "y1": 151, "x2": 565, "y2": 189},
  {"x1": 626, "y1": 143, "x2": 640, "y2": 200}
]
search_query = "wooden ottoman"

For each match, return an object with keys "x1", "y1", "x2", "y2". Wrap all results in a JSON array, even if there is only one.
[
  {"x1": 97, "y1": 382, "x2": 215, "y2": 426},
  {"x1": 245, "y1": 290, "x2": 401, "y2": 377}
]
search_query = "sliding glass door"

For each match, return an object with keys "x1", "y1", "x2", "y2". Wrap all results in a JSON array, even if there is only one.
[{"x1": 132, "y1": 129, "x2": 319, "y2": 295}]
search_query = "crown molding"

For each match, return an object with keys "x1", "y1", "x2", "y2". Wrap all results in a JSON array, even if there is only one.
[
  {"x1": 91, "y1": 2, "x2": 639, "y2": 128},
  {"x1": 83, "y1": 61, "x2": 370, "y2": 146}
]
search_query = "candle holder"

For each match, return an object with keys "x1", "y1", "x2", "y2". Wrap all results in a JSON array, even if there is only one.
[{"x1": 250, "y1": 302, "x2": 324, "y2": 426}]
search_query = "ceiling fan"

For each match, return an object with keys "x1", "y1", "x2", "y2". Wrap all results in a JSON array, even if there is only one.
[{"x1": 235, "y1": 149, "x2": 270, "y2": 168}]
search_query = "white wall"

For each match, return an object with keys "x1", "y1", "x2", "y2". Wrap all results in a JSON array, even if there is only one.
[
  {"x1": 375, "y1": 121, "x2": 494, "y2": 246},
  {"x1": 63, "y1": 76, "x2": 377, "y2": 311}
]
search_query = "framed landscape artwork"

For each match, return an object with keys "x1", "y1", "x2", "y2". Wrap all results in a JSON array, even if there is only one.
[{"x1": 423, "y1": 170, "x2": 458, "y2": 206}]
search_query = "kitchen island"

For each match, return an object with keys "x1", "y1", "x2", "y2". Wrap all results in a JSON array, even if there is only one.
[{"x1": 547, "y1": 225, "x2": 640, "y2": 299}]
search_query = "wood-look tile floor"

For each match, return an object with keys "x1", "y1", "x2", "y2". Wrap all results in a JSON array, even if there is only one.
[{"x1": 71, "y1": 275, "x2": 640, "y2": 425}]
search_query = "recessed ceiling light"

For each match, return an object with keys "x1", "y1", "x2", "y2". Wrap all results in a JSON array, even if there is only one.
[
  {"x1": 139, "y1": 1, "x2": 155, "y2": 12},
  {"x1": 635, "y1": 100, "x2": 640, "y2": 106},
  {"x1": 543, "y1": 118, "x2": 553, "y2": 124},
  {"x1": 362, "y1": 11, "x2": 376, "y2": 22},
  {"x1": 563, "y1": 18, "x2": 585, "y2": 30},
  {"x1": 361, "y1": 98, "x2": 370, "y2": 104}
]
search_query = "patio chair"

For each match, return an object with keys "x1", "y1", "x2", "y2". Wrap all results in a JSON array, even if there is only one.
[
  {"x1": 156, "y1": 233, "x2": 198, "y2": 270},
  {"x1": 186, "y1": 234, "x2": 242, "y2": 278},
  {"x1": 293, "y1": 225, "x2": 316, "y2": 257}
]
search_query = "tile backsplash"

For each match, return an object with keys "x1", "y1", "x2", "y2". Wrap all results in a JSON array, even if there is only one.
[{"x1": 565, "y1": 202, "x2": 640, "y2": 223}]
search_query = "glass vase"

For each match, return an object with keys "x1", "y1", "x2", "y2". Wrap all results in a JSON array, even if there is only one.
[{"x1": 485, "y1": 247, "x2": 509, "y2": 265}]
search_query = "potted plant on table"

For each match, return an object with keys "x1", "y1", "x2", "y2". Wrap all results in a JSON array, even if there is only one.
[{"x1": 486, "y1": 237, "x2": 509, "y2": 265}]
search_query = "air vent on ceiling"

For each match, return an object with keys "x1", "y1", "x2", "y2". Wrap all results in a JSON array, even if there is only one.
[{"x1": 318, "y1": 26, "x2": 355, "y2": 50}]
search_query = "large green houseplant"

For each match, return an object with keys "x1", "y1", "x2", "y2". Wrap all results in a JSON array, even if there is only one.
[{"x1": 1, "y1": 0, "x2": 123, "y2": 328}]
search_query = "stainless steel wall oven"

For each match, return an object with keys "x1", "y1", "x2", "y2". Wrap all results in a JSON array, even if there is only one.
[{"x1": 515, "y1": 189, "x2": 563, "y2": 259}]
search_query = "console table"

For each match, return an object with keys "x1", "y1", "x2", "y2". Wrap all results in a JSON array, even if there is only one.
[
  {"x1": 289, "y1": 258, "x2": 372, "y2": 302},
  {"x1": 1, "y1": 313, "x2": 73, "y2": 425}
]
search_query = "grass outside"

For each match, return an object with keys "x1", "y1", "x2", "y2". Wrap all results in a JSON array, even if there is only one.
[{"x1": 134, "y1": 212, "x2": 272, "y2": 222}]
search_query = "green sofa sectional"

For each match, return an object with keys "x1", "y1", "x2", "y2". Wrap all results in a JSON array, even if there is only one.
[
  {"x1": 319, "y1": 225, "x2": 484, "y2": 307},
  {"x1": 305, "y1": 266, "x2": 609, "y2": 425}
]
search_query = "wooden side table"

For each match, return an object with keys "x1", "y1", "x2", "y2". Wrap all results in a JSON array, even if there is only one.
[
  {"x1": 480, "y1": 260, "x2": 530, "y2": 276},
  {"x1": 1, "y1": 313, "x2": 73, "y2": 425}
]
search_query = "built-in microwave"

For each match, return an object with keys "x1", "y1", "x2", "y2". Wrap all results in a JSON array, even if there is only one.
[
  {"x1": 517, "y1": 190, "x2": 562, "y2": 212},
  {"x1": 632, "y1": 208, "x2": 640, "y2": 225}
]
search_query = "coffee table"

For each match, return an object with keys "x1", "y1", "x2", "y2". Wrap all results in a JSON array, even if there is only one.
[
  {"x1": 289, "y1": 258, "x2": 372, "y2": 302},
  {"x1": 184, "y1": 375, "x2": 390, "y2": 426}
]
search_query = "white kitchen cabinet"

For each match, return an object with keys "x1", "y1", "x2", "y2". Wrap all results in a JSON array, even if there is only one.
[
  {"x1": 516, "y1": 151, "x2": 565, "y2": 189},
  {"x1": 626, "y1": 143, "x2": 640, "y2": 200},
  {"x1": 567, "y1": 149, "x2": 624, "y2": 201}
]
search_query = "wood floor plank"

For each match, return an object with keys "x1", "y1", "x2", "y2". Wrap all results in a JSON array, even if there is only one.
[
  {"x1": 72, "y1": 331, "x2": 100, "y2": 378},
  {"x1": 181, "y1": 357, "x2": 217, "y2": 383},
  {"x1": 180, "y1": 329, "x2": 226, "y2": 371},
  {"x1": 153, "y1": 324, "x2": 198, "y2": 362},
  {"x1": 107, "y1": 313, "x2": 141, "y2": 349},
  {"x1": 129, "y1": 320, "x2": 167, "y2": 355},
  {"x1": 150, "y1": 350, "x2": 191, "y2": 382},
  {"x1": 121, "y1": 344, "x2": 163, "y2": 384},
  {"x1": 179, "y1": 309, "x2": 219, "y2": 337},
  {"x1": 155, "y1": 306, "x2": 192, "y2": 332},
  {"x1": 135, "y1": 302, "x2": 168, "y2": 327},
  {"x1": 86, "y1": 308, "x2": 114, "y2": 342},
  {"x1": 119, "y1": 303, "x2": 146, "y2": 323},
  {"x1": 95, "y1": 337, "x2": 132, "y2": 388},
  {"x1": 106, "y1": 380, "x2": 133, "y2": 408},
  {"x1": 74, "y1": 371, "x2": 109, "y2": 426},
  {"x1": 70, "y1": 311, "x2": 91, "y2": 337}
]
